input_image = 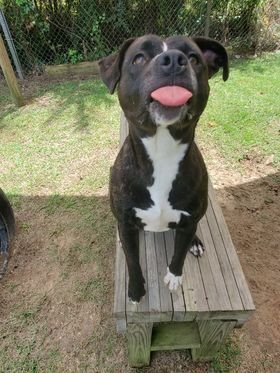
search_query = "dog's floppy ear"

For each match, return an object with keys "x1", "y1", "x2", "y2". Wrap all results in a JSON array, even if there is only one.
[
  {"x1": 98, "y1": 38, "x2": 136, "y2": 94},
  {"x1": 192, "y1": 37, "x2": 229, "y2": 81}
]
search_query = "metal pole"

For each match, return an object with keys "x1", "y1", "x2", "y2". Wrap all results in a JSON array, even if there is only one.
[
  {"x1": 205, "y1": 0, "x2": 212, "y2": 37},
  {"x1": 0, "y1": 9, "x2": 24, "y2": 79}
]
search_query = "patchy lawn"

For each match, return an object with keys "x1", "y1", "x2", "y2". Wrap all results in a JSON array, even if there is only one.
[
  {"x1": 199, "y1": 52, "x2": 280, "y2": 165},
  {"x1": 0, "y1": 52, "x2": 279, "y2": 372}
]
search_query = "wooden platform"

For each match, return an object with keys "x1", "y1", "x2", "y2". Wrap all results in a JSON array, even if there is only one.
[{"x1": 114, "y1": 114, "x2": 255, "y2": 366}]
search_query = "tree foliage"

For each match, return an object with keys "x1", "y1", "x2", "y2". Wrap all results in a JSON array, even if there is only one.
[{"x1": 0, "y1": 0, "x2": 273, "y2": 72}]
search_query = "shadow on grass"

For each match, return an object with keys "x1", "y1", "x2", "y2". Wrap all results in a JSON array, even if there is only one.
[
  {"x1": 3, "y1": 171, "x2": 278, "y2": 294},
  {"x1": 1, "y1": 193, "x2": 115, "y2": 289},
  {"x1": 0, "y1": 86, "x2": 20, "y2": 126},
  {"x1": 41, "y1": 80, "x2": 115, "y2": 130},
  {"x1": 0, "y1": 172, "x2": 279, "y2": 370},
  {"x1": 0, "y1": 78, "x2": 115, "y2": 130},
  {"x1": 3, "y1": 170, "x2": 279, "y2": 291},
  {"x1": 0, "y1": 192, "x2": 123, "y2": 371}
]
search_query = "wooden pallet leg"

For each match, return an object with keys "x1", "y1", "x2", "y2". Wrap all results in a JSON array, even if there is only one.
[
  {"x1": 191, "y1": 320, "x2": 236, "y2": 361},
  {"x1": 127, "y1": 323, "x2": 153, "y2": 367}
]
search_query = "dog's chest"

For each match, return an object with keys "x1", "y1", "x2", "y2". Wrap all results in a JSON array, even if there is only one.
[{"x1": 134, "y1": 128, "x2": 190, "y2": 232}]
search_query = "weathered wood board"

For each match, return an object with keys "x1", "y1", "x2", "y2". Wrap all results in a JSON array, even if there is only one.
[{"x1": 0, "y1": 34, "x2": 24, "y2": 107}]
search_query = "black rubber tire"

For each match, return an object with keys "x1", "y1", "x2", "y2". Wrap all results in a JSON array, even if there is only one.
[{"x1": 0, "y1": 188, "x2": 16, "y2": 242}]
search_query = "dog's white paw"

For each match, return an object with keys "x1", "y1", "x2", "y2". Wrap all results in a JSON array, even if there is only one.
[
  {"x1": 128, "y1": 295, "x2": 145, "y2": 305},
  {"x1": 129, "y1": 298, "x2": 140, "y2": 305},
  {"x1": 190, "y1": 242, "x2": 204, "y2": 257},
  {"x1": 164, "y1": 267, "x2": 182, "y2": 291}
]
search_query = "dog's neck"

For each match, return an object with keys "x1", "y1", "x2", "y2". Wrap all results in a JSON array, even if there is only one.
[
  {"x1": 128, "y1": 116, "x2": 198, "y2": 143},
  {"x1": 126, "y1": 118, "x2": 198, "y2": 170}
]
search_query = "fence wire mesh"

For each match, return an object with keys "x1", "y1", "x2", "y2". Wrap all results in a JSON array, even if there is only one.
[{"x1": 0, "y1": 0, "x2": 279, "y2": 77}]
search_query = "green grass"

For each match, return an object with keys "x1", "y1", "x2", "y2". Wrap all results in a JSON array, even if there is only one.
[
  {"x1": 199, "y1": 52, "x2": 280, "y2": 164},
  {"x1": 0, "y1": 79, "x2": 121, "y2": 372},
  {"x1": 211, "y1": 338, "x2": 241, "y2": 372},
  {"x1": 0, "y1": 79, "x2": 120, "y2": 197}
]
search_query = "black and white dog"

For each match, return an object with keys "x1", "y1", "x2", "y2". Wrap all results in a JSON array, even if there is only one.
[{"x1": 99, "y1": 35, "x2": 228, "y2": 303}]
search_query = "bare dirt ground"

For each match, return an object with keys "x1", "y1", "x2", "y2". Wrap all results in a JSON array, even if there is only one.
[
  {"x1": 200, "y1": 144, "x2": 280, "y2": 373},
  {"x1": 0, "y1": 140, "x2": 279, "y2": 372}
]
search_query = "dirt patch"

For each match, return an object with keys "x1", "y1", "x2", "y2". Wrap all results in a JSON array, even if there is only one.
[
  {"x1": 200, "y1": 143, "x2": 280, "y2": 372},
  {"x1": 0, "y1": 141, "x2": 279, "y2": 371}
]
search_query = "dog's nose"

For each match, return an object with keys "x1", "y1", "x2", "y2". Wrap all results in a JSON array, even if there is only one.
[{"x1": 158, "y1": 50, "x2": 187, "y2": 75}]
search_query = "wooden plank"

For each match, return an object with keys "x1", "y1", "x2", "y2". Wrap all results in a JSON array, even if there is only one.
[
  {"x1": 183, "y1": 249, "x2": 209, "y2": 315},
  {"x1": 181, "y1": 255, "x2": 197, "y2": 319},
  {"x1": 139, "y1": 230, "x2": 150, "y2": 316},
  {"x1": 195, "y1": 225, "x2": 222, "y2": 311},
  {"x1": 145, "y1": 232, "x2": 161, "y2": 320},
  {"x1": 182, "y1": 228, "x2": 209, "y2": 315},
  {"x1": 116, "y1": 319, "x2": 127, "y2": 333},
  {"x1": 192, "y1": 320, "x2": 236, "y2": 361},
  {"x1": 208, "y1": 183, "x2": 255, "y2": 311},
  {"x1": 206, "y1": 197, "x2": 244, "y2": 311},
  {"x1": 199, "y1": 215, "x2": 232, "y2": 310},
  {"x1": 164, "y1": 230, "x2": 186, "y2": 321},
  {"x1": 0, "y1": 35, "x2": 24, "y2": 107},
  {"x1": 113, "y1": 231, "x2": 126, "y2": 321},
  {"x1": 154, "y1": 232, "x2": 173, "y2": 321},
  {"x1": 127, "y1": 323, "x2": 153, "y2": 367},
  {"x1": 120, "y1": 111, "x2": 129, "y2": 145},
  {"x1": 195, "y1": 309, "x2": 254, "y2": 322},
  {"x1": 126, "y1": 231, "x2": 150, "y2": 322},
  {"x1": 45, "y1": 60, "x2": 99, "y2": 78},
  {"x1": 178, "y1": 230, "x2": 203, "y2": 320},
  {"x1": 151, "y1": 322, "x2": 201, "y2": 351}
]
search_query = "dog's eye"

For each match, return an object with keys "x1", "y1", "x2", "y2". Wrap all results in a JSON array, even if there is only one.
[
  {"x1": 133, "y1": 54, "x2": 146, "y2": 65},
  {"x1": 189, "y1": 54, "x2": 199, "y2": 66}
]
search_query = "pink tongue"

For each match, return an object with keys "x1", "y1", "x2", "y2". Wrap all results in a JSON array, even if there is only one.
[{"x1": 151, "y1": 86, "x2": 193, "y2": 107}]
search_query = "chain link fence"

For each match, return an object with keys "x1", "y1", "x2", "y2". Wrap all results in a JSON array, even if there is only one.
[{"x1": 0, "y1": 0, "x2": 279, "y2": 78}]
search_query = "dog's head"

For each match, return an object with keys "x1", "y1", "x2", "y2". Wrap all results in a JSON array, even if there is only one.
[{"x1": 99, "y1": 35, "x2": 228, "y2": 132}]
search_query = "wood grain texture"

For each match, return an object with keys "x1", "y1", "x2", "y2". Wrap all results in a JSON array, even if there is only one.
[
  {"x1": 114, "y1": 231, "x2": 126, "y2": 321},
  {"x1": 116, "y1": 319, "x2": 127, "y2": 333},
  {"x1": 0, "y1": 35, "x2": 24, "y2": 107},
  {"x1": 145, "y1": 232, "x2": 162, "y2": 319},
  {"x1": 206, "y1": 197, "x2": 243, "y2": 310},
  {"x1": 154, "y1": 232, "x2": 173, "y2": 321},
  {"x1": 45, "y1": 60, "x2": 99, "y2": 77},
  {"x1": 127, "y1": 323, "x2": 153, "y2": 367},
  {"x1": 199, "y1": 215, "x2": 232, "y2": 310},
  {"x1": 151, "y1": 322, "x2": 201, "y2": 351},
  {"x1": 208, "y1": 182, "x2": 255, "y2": 311},
  {"x1": 164, "y1": 230, "x2": 186, "y2": 321},
  {"x1": 196, "y1": 224, "x2": 223, "y2": 311},
  {"x1": 120, "y1": 111, "x2": 129, "y2": 145},
  {"x1": 183, "y1": 250, "x2": 209, "y2": 315},
  {"x1": 191, "y1": 320, "x2": 236, "y2": 361}
]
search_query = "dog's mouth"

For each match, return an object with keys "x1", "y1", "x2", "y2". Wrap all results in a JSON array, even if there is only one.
[
  {"x1": 148, "y1": 86, "x2": 193, "y2": 126},
  {"x1": 150, "y1": 86, "x2": 193, "y2": 107}
]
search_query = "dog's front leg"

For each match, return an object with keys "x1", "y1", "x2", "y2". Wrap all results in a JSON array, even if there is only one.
[
  {"x1": 118, "y1": 223, "x2": 146, "y2": 303},
  {"x1": 164, "y1": 224, "x2": 197, "y2": 291}
]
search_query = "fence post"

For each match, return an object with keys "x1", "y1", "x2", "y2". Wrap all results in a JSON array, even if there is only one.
[
  {"x1": 0, "y1": 34, "x2": 24, "y2": 107},
  {"x1": 0, "y1": 9, "x2": 24, "y2": 80},
  {"x1": 205, "y1": 0, "x2": 212, "y2": 37}
]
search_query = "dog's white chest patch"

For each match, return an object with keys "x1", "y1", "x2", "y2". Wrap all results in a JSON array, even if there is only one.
[{"x1": 135, "y1": 127, "x2": 190, "y2": 232}]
